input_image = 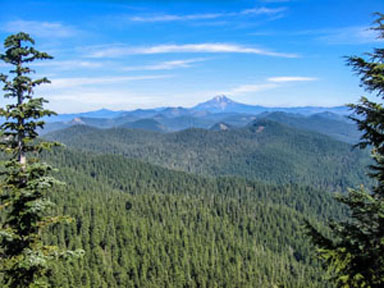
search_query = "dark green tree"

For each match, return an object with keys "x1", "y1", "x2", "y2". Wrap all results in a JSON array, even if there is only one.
[
  {"x1": 0, "y1": 33, "x2": 82, "y2": 287},
  {"x1": 307, "y1": 13, "x2": 384, "y2": 288}
]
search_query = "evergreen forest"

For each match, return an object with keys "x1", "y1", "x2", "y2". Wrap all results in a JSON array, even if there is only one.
[{"x1": 1, "y1": 3, "x2": 382, "y2": 287}]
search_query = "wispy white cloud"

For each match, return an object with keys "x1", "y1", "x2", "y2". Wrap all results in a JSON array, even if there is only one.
[
  {"x1": 241, "y1": 7, "x2": 286, "y2": 15},
  {"x1": 316, "y1": 26, "x2": 384, "y2": 45},
  {"x1": 223, "y1": 76, "x2": 318, "y2": 95},
  {"x1": 250, "y1": 26, "x2": 383, "y2": 45},
  {"x1": 2, "y1": 20, "x2": 78, "y2": 38},
  {"x1": 40, "y1": 75, "x2": 318, "y2": 113},
  {"x1": 268, "y1": 76, "x2": 318, "y2": 82},
  {"x1": 228, "y1": 83, "x2": 279, "y2": 94},
  {"x1": 128, "y1": 7, "x2": 286, "y2": 23},
  {"x1": 45, "y1": 75, "x2": 173, "y2": 89},
  {"x1": 123, "y1": 58, "x2": 208, "y2": 71},
  {"x1": 130, "y1": 13, "x2": 221, "y2": 22},
  {"x1": 288, "y1": 26, "x2": 383, "y2": 45},
  {"x1": 43, "y1": 87, "x2": 170, "y2": 113},
  {"x1": 87, "y1": 43, "x2": 298, "y2": 58},
  {"x1": 2, "y1": 60, "x2": 104, "y2": 71},
  {"x1": 49, "y1": 89, "x2": 158, "y2": 106},
  {"x1": 31, "y1": 60, "x2": 105, "y2": 70},
  {"x1": 37, "y1": 74, "x2": 175, "y2": 113}
]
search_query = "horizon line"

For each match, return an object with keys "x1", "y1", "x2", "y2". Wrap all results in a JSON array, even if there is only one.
[{"x1": 53, "y1": 95, "x2": 349, "y2": 115}]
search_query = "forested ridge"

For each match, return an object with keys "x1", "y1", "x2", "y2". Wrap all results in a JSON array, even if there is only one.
[
  {"x1": 1, "y1": 117, "x2": 367, "y2": 287},
  {"x1": 0, "y1": 34, "x2": 370, "y2": 286},
  {"x1": 0, "y1": 3, "x2": 382, "y2": 287},
  {"x1": 46, "y1": 119, "x2": 370, "y2": 191},
  {"x1": 257, "y1": 112, "x2": 360, "y2": 144},
  {"x1": 37, "y1": 147, "x2": 342, "y2": 287}
]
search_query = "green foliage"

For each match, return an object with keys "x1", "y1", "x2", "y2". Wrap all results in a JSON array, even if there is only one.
[
  {"x1": 307, "y1": 13, "x2": 384, "y2": 288},
  {"x1": 39, "y1": 147, "x2": 341, "y2": 287},
  {"x1": 259, "y1": 112, "x2": 361, "y2": 144},
  {"x1": 0, "y1": 33, "x2": 82, "y2": 288},
  {"x1": 45, "y1": 119, "x2": 370, "y2": 191}
]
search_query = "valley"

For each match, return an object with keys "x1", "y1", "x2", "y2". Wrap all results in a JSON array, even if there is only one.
[
  {"x1": 37, "y1": 97, "x2": 367, "y2": 287},
  {"x1": 2, "y1": 1, "x2": 382, "y2": 285}
]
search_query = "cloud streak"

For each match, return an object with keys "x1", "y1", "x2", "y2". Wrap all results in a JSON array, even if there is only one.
[
  {"x1": 223, "y1": 76, "x2": 318, "y2": 95},
  {"x1": 31, "y1": 60, "x2": 105, "y2": 70},
  {"x1": 49, "y1": 89, "x2": 160, "y2": 106},
  {"x1": 229, "y1": 83, "x2": 279, "y2": 94},
  {"x1": 44, "y1": 75, "x2": 172, "y2": 89},
  {"x1": 268, "y1": 76, "x2": 318, "y2": 82},
  {"x1": 123, "y1": 58, "x2": 208, "y2": 71},
  {"x1": 287, "y1": 26, "x2": 384, "y2": 45},
  {"x1": 41, "y1": 75, "x2": 318, "y2": 112},
  {"x1": 88, "y1": 43, "x2": 298, "y2": 58},
  {"x1": 2, "y1": 20, "x2": 78, "y2": 38},
  {"x1": 316, "y1": 26, "x2": 384, "y2": 45},
  {"x1": 129, "y1": 7, "x2": 286, "y2": 23}
]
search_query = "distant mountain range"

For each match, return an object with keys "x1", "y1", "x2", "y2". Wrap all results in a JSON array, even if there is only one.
[
  {"x1": 41, "y1": 95, "x2": 358, "y2": 142},
  {"x1": 39, "y1": 95, "x2": 366, "y2": 288},
  {"x1": 48, "y1": 95, "x2": 350, "y2": 123},
  {"x1": 192, "y1": 95, "x2": 350, "y2": 115}
]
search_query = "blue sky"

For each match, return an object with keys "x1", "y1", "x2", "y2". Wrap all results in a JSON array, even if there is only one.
[{"x1": 0, "y1": 0, "x2": 383, "y2": 113}]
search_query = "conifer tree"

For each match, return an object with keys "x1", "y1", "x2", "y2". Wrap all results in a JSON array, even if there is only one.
[
  {"x1": 307, "y1": 13, "x2": 384, "y2": 287},
  {"x1": 0, "y1": 32, "x2": 82, "y2": 287}
]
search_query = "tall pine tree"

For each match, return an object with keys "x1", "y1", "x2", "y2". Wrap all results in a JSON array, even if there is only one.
[
  {"x1": 307, "y1": 13, "x2": 384, "y2": 288},
  {"x1": 0, "y1": 33, "x2": 83, "y2": 288}
]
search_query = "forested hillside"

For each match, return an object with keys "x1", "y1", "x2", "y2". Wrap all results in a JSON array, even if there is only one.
[
  {"x1": 256, "y1": 112, "x2": 360, "y2": 144},
  {"x1": 1, "y1": 0, "x2": 382, "y2": 286},
  {"x1": 40, "y1": 147, "x2": 341, "y2": 287},
  {"x1": 46, "y1": 119, "x2": 370, "y2": 191},
  {"x1": 42, "y1": 104, "x2": 358, "y2": 144}
]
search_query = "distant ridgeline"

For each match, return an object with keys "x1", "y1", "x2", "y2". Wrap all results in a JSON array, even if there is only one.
[
  {"x1": 41, "y1": 96, "x2": 359, "y2": 144},
  {"x1": 38, "y1": 96, "x2": 368, "y2": 287},
  {"x1": 45, "y1": 118, "x2": 369, "y2": 192}
]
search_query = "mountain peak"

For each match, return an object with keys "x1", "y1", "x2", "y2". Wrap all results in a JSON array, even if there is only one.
[
  {"x1": 211, "y1": 95, "x2": 233, "y2": 103},
  {"x1": 193, "y1": 95, "x2": 237, "y2": 112}
]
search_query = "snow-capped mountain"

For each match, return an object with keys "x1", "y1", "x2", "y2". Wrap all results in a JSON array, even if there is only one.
[{"x1": 192, "y1": 95, "x2": 264, "y2": 113}]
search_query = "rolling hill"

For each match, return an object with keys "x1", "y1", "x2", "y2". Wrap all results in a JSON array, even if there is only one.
[
  {"x1": 119, "y1": 118, "x2": 167, "y2": 132},
  {"x1": 39, "y1": 96, "x2": 360, "y2": 144},
  {"x1": 45, "y1": 119, "x2": 370, "y2": 190},
  {"x1": 256, "y1": 111, "x2": 360, "y2": 143}
]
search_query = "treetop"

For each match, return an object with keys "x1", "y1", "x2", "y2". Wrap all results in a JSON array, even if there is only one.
[{"x1": 1, "y1": 32, "x2": 53, "y2": 66}]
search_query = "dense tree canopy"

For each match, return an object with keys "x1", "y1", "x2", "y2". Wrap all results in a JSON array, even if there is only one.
[
  {"x1": 0, "y1": 33, "x2": 82, "y2": 288},
  {"x1": 0, "y1": 21, "x2": 376, "y2": 287},
  {"x1": 307, "y1": 13, "x2": 384, "y2": 288},
  {"x1": 45, "y1": 120, "x2": 370, "y2": 192},
  {"x1": 41, "y1": 147, "x2": 340, "y2": 287}
]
